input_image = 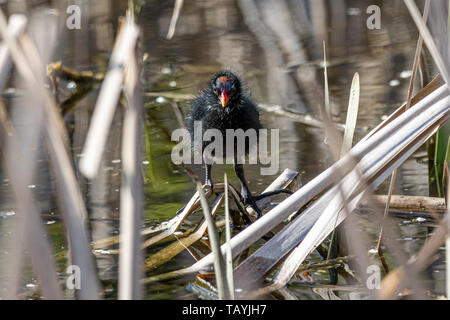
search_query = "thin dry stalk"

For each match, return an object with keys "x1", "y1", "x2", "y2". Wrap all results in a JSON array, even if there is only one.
[
  {"x1": 0, "y1": 16, "x2": 61, "y2": 295},
  {"x1": 196, "y1": 182, "x2": 229, "y2": 300},
  {"x1": 79, "y1": 22, "x2": 140, "y2": 179},
  {"x1": 224, "y1": 173, "x2": 234, "y2": 299},
  {"x1": 257, "y1": 103, "x2": 348, "y2": 132},
  {"x1": 0, "y1": 101, "x2": 62, "y2": 299},
  {"x1": 0, "y1": 14, "x2": 28, "y2": 299},
  {"x1": 0, "y1": 15, "x2": 26, "y2": 89},
  {"x1": 167, "y1": 0, "x2": 184, "y2": 40},
  {"x1": 323, "y1": 41, "x2": 330, "y2": 118},
  {"x1": 119, "y1": 36, "x2": 143, "y2": 300},
  {"x1": 404, "y1": 0, "x2": 450, "y2": 84}
]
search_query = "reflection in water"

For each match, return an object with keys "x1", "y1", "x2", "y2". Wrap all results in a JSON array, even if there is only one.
[{"x1": 0, "y1": 0, "x2": 446, "y2": 299}]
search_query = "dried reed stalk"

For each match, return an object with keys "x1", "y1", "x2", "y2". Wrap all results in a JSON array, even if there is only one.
[
  {"x1": 79, "y1": 23, "x2": 139, "y2": 179},
  {"x1": 119, "y1": 28, "x2": 143, "y2": 300}
]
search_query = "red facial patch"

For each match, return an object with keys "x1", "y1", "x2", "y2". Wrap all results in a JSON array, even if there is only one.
[
  {"x1": 216, "y1": 76, "x2": 229, "y2": 88},
  {"x1": 217, "y1": 76, "x2": 229, "y2": 82}
]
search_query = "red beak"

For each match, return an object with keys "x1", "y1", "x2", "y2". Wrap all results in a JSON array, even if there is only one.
[{"x1": 220, "y1": 91, "x2": 229, "y2": 108}]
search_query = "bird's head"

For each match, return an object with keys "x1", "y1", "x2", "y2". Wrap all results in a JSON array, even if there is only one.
[{"x1": 211, "y1": 71, "x2": 241, "y2": 109}]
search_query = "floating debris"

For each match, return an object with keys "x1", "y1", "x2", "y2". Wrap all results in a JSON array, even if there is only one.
[
  {"x1": 161, "y1": 67, "x2": 172, "y2": 74},
  {"x1": 156, "y1": 96, "x2": 167, "y2": 104},
  {"x1": 67, "y1": 81, "x2": 77, "y2": 91},
  {"x1": 0, "y1": 211, "x2": 15, "y2": 217},
  {"x1": 400, "y1": 70, "x2": 412, "y2": 79},
  {"x1": 389, "y1": 79, "x2": 401, "y2": 87},
  {"x1": 25, "y1": 283, "x2": 37, "y2": 289},
  {"x1": 93, "y1": 249, "x2": 115, "y2": 255},
  {"x1": 402, "y1": 216, "x2": 427, "y2": 225}
]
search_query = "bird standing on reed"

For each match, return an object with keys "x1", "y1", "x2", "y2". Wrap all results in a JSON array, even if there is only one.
[{"x1": 188, "y1": 71, "x2": 288, "y2": 218}]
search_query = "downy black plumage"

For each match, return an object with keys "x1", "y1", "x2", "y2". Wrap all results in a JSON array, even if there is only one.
[{"x1": 188, "y1": 70, "x2": 261, "y2": 153}]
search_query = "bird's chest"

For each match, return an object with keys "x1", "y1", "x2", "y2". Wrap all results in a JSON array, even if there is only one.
[{"x1": 204, "y1": 108, "x2": 239, "y2": 132}]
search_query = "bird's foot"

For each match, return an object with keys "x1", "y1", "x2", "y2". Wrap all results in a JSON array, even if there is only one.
[
  {"x1": 241, "y1": 189, "x2": 293, "y2": 219},
  {"x1": 204, "y1": 179, "x2": 213, "y2": 192},
  {"x1": 241, "y1": 193, "x2": 263, "y2": 218}
]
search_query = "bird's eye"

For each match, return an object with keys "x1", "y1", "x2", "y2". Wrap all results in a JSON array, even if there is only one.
[
  {"x1": 216, "y1": 81, "x2": 224, "y2": 90},
  {"x1": 225, "y1": 81, "x2": 232, "y2": 92}
]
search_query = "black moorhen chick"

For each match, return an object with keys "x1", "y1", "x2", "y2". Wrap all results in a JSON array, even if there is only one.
[{"x1": 188, "y1": 71, "x2": 287, "y2": 218}]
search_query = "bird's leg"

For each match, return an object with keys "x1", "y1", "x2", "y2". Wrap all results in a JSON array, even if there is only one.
[
  {"x1": 204, "y1": 163, "x2": 213, "y2": 188},
  {"x1": 233, "y1": 161, "x2": 263, "y2": 218},
  {"x1": 203, "y1": 152, "x2": 213, "y2": 189}
]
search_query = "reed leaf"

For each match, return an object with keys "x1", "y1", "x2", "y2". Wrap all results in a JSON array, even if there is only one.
[{"x1": 340, "y1": 72, "x2": 360, "y2": 157}]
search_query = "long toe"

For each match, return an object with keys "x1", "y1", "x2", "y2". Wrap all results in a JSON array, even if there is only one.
[
  {"x1": 252, "y1": 189, "x2": 294, "y2": 201},
  {"x1": 243, "y1": 194, "x2": 262, "y2": 218}
]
